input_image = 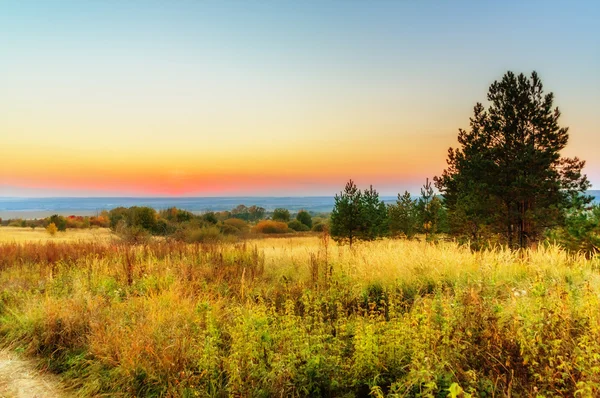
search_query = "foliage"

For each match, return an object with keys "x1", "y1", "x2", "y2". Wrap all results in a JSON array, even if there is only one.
[
  {"x1": 312, "y1": 222, "x2": 328, "y2": 232},
  {"x1": 330, "y1": 179, "x2": 363, "y2": 246},
  {"x1": 108, "y1": 207, "x2": 130, "y2": 230},
  {"x1": 230, "y1": 205, "x2": 266, "y2": 222},
  {"x1": 160, "y1": 207, "x2": 194, "y2": 223},
  {"x1": 388, "y1": 191, "x2": 418, "y2": 238},
  {"x1": 435, "y1": 71, "x2": 590, "y2": 248},
  {"x1": 288, "y1": 219, "x2": 310, "y2": 232},
  {"x1": 295, "y1": 210, "x2": 313, "y2": 229},
  {"x1": 223, "y1": 218, "x2": 249, "y2": 234},
  {"x1": 360, "y1": 185, "x2": 388, "y2": 240},
  {"x1": 1, "y1": 238, "x2": 599, "y2": 397},
  {"x1": 272, "y1": 208, "x2": 291, "y2": 222},
  {"x1": 202, "y1": 212, "x2": 218, "y2": 225},
  {"x1": 547, "y1": 203, "x2": 600, "y2": 256},
  {"x1": 331, "y1": 180, "x2": 387, "y2": 246},
  {"x1": 252, "y1": 220, "x2": 289, "y2": 234},
  {"x1": 115, "y1": 224, "x2": 151, "y2": 245},
  {"x1": 183, "y1": 225, "x2": 233, "y2": 243},
  {"x1": 417, "y1": 178, "x2": 442, "y2": 240},
  {"x1": 45, "y1": 222, "x2": 58, "y2": 236},
  {"x1": 49, "y1": 214, "x2": 67, "y2": 232}
]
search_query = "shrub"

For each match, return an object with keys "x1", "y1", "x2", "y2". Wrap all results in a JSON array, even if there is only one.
[
  {"x1": 129, "y1": 207, "x2": 157, "y2": 231},
  {"x1": 46, "y1": 222, "x2": 58, "y2": 236},
  {"x1": 224, "y1": 218, "x2": 249, "y2": 233},
  {"x1": 296, "y1": 210, "x2": 313, "y2": 228},
  {"x1": 153, "y1": 219, "x2": 175, "y2": 236},
  {"x1": 116, "y1": 223, "x2": 151, "y2": 244},
  {"x1": 253, "y1": 220, "x2": 289, "y2": 234},
  {"x1": 288, "y1": 220, "x2": 310, "y2": 232},
  {"x1": 8, "y1": 219, "x2": 23, "y2": 227},
  {"x1": 202, "y1": 212, "x2": 218, "y2": 224},
  {"x1": 49, "y1": 215, "x2": 67, "y2": 231},
  {"x1": 184, "y1": 226, "x2": 233, "y2": 243},
  {"x1": 109, "y1": 207, "x2": 129, "y2": 229},
  {"x1": 312, "y1": 222, "x2": 327, "y2": 232},
  {"x1": 272, "y1": 208, "x2": 290, "y2": 222}
]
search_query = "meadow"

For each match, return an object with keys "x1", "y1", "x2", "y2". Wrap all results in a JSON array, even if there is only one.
[
  {"x1": 0, "y1": 227, "x2": 114, "y2": 243},
  {"x1": 0, "y1": 229, "x2": 599, "y2": 397}
]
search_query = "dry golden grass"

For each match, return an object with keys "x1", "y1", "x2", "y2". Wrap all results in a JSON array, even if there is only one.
[
  {"x1": 0, "y1": 227, "x2": 114, "y2": 243},
  {"x1": 0, "y1": 236, "x2": 599, "y2": 397}
]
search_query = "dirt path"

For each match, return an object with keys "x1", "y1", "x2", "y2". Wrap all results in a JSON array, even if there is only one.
[{"x1": 0, "y1": 350, "x2": 69, "y2": 398}]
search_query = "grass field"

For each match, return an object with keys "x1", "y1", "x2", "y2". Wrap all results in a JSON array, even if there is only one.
[
  {"x1": 0, "y1": 232, "x2": 599, "y2": 397},
  {"x1": 0, "y1": 226, "x2": 114, "y2": 243}
]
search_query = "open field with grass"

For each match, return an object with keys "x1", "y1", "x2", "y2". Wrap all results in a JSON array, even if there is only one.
[
  {"x1": 0, "y1": 227, "x2": 114, "y2": 244},
  {"x1": 0, "y1": 234, "x2": 599, "y2": 397}
]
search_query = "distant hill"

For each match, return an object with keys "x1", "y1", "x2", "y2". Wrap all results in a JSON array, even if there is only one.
[{"x1": 589, "y1": 190, "x2": 599, "y2": 202}]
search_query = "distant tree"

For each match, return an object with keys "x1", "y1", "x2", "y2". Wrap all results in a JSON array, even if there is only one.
[
  {"x1": 388, "y1": 191, "x2": 418, "y2": 239},
  {"x1": 128, "y1": 206, "x2": 157, "y2": 231},
  {"x1": 435, "y1": 71, "x2": 590, "y2": 248},
  {"x1": 288, "y1": 219, "x2": 310, "y2": 232},
  {"x1": 223, "y1": 218, "x2": 249, "y2": 233},
  {"x1": 547, "y1": 202, "x2": 600, "y2": 256},
  {"x1": 296, "y1": 210, "x2": 313, "y2": 229},
  {"x1": 417, "y1": 178, "x2": 441, "y2": 240},
  {"x1": 108, "y1": 207, "x2": 129, "y2": 230},
  {"x1": 49, "y1": 214, "x2": 67, "y2": 232},
  {"x1": 272, "y1": 208, "x2": 291, "y2": 222},
  {"x1": 231, "y1": 205, "x2": 250, "y2": 221},
  {"x1": 162, "y1": 207, "x2": 193, "y2": 223},
  {"x1": 360, "y1": 185, "x2": 388, "y2": 240},
  {"x1": 248, "y1": 205, "x2": 266, "y2": 222},
  {"x1": 330, "y1": 180, "x2": 363, "y2": 247},
  {"x1": 202, "y1": 212, "x2": 218, "y2": 224}
]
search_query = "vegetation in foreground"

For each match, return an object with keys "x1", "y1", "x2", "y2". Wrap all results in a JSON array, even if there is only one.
[{"x1": 1, "y1": 236, "x2": 599, "y2": 397}]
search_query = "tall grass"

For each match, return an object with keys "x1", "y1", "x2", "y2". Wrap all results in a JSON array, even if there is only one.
[{"x1": 0, "y1": 237, "x2": 599, "y2": 396}]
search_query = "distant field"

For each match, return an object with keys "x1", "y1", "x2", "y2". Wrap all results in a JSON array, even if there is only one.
[{"x1": 0, "y1": 227, "x2": 114, "y2": 243}]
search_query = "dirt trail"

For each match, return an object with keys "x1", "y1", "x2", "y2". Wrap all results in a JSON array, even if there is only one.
[{"x1": 0, "y1": 350, "x2": 69, "y2": 398}]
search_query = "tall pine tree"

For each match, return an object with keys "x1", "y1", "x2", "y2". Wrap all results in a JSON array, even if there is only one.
[
  {"x1": 435, "y1": 71, "x2": 590, "y2": 248},
  {"x1": 330, "y1": 179, "x2": 363, "y2": 247}
]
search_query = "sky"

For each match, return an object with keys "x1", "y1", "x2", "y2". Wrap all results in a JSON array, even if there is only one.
[{"x1": 1, "y1": 0, "x2": 599, "y2": 197}]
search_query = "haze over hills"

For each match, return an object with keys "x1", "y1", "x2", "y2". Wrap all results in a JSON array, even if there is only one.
[{"x1": 1, "y1": 191, "x2": 598, "y2": 219}]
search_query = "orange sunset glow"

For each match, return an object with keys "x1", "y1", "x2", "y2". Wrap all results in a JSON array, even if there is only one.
[{"x1": 1, "y1": 1, "x2": 598, "y2": 196}]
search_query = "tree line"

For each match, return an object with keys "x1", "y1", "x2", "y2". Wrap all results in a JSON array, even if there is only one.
[{"x1": 330, "y1": 71, "x2": 597, "y2": 252}]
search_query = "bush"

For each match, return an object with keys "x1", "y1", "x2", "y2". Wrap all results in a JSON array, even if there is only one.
[
  {"x1": 46, "y1": 222, "x2": 58, "y2": 236},
  {"x1": 129, "y1": 207, "x2": 157, "y2": 231},
  {"x1": 253, "y1": 220, "x2": 289, "y2": 234},
  {"x1": 49, "y1": 215, "x2": 67, "y2": 231},
  {"x1": 184, "y1": 226, "x2": 233, "y2": 243},
  {"x1": 288, "y1": 220, "x2": 310, "y2": 232},
  {"x1": 224, "y1": 218, "x2": 249, "y2": 233},
  {"x1": 312, "y1": 222, "x2": 327, "y2": 232},
  {"x1": 296, "y1": 210, "x2": 313, "y2": 228},
  {"x1": 153, "y1": 219, "x2": 176, "y2": 236},
  {"x1": 116, "y1": 223, "x2": 151, "y2": 244},
  {"x1": 202, "y1": 212, "x2": 218, "y2": 224},
  {"x1": 272, "y1": 208, "x2": 290, "y2": 222},
  {"x1": 109, "y1": 207, "x2": 129, "y2": 229}
]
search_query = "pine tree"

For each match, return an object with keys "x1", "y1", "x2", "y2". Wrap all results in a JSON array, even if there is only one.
[
  {"x1": 330, "y1": 179, "x2": 363, "y2": 247},
  {"x1": 388, "y1": 191, "x2": 418, "y2": 238},
  {"x1": 435, "y1": 71, "x2": 590, "y2": 248},
  {"x1": 360, "y1": 185, "x2": 388, "y2": 240},
  {"x1": 417, "y1": 178, "x2": 441, "y2": 240}
]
